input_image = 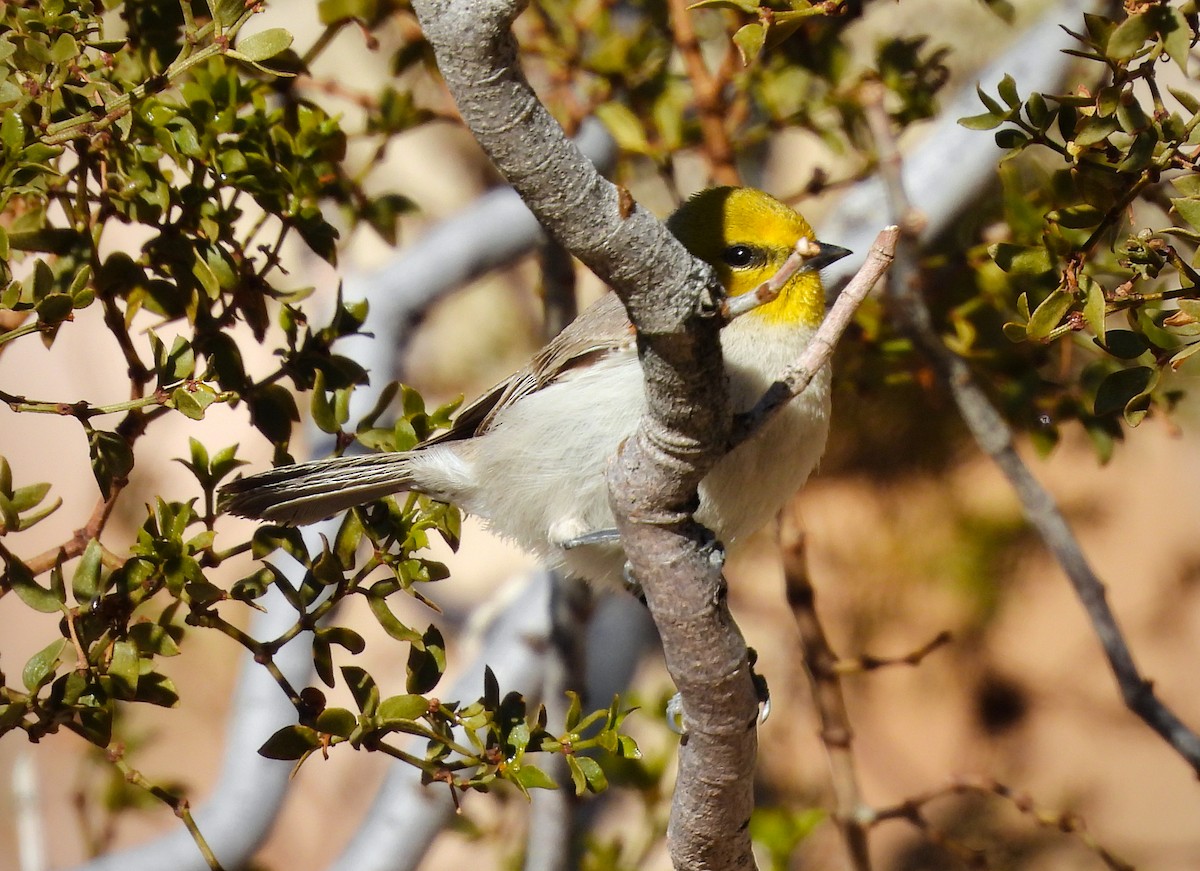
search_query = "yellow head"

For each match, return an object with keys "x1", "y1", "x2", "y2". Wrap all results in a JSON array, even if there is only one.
[{"x1": 666, "y1": 187, "x2": 828, "y2": 327}]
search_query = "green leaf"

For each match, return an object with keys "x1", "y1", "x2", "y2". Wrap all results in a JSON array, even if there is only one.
[
  {"x1": 572, "y1": 755, "x2": 607, "y2": 793},
  {"x1": 688, "y1": 0, "x2": 758, "y2": 11},
  {"x1": 996, "y1": 74, "x2": 1020, "y2": 109},
  {"x1": 0, "y1": 110, "x2": 24, "y2": 152},
  {"x1": 377, "y1": 694, "x2": 429, "y2": 724},
  {"x1": 957, "y1": 111, "x2": 1004, "y2": 130},
  {"x1": 9, "y1": 556, "x2": 63, "y2": 613},
  {"x1": 342, "y1": 666, "x2": 380, "y2": 716},
  {"x1": 1161, "y1": 7, "x2": 1191, "y2": 74},
  {"x1": 1049, "y1": 204, "x2": 1102, "y2": 229},
  {"x1": 989, "y1": 243, "x2": 1054, "y2": 276},
  {"x1": 87, "y1": 428, "x2": 134, "y2": 496},
  {"x1": 259, "y1": 725, "x2": 322, "y2": 759},
  {"x1": 23, "y1": 639, "x2": 68, "y2": 692},
  {"x1": 311, "y1": 369, "x2": 339, "y2": 434},
  {"x1": 134, "y1": 671, "x2": 180, "y2": 707},
  {"x1": 514, "y1": 763, "x2": 559, "y2": 792},
  {"x1": 317, "y1": 626, "x2": 366, "y2": 654},
  {"x1": 50, "y1": 33, "x2": 80, "y2": 63},
  {"x1": 1171, "y1": 197, "x2": 1200, "y2": 230},
  {"x1": 72, "y1": 538, "x2": 104, "y2": 604},
  {"x1": 593, "y1": 102, "x2": 651, "y2": 155},
  {"x1": 1107, "y1": 12, "x2": 1154, "y2": 59},
  {"x1": 1025, "y1": 289, "x2": 1073, "y2": 341},
  {"x1": 406, "y1": 625, "x2": 445, "y2": 694},
  {"x1": 366, "y1": 587, "x2": 421, "y2": 643},
  {"x1": 316, "y1": 706, "x2": 357, "y2": 738},
  {"x1": 234, "y1": 28, "x2": 294, "y2": 62},
  {"x1": 109, "y1": 640, "x2": 140, "y2": 696},
  {"x1": 313, "y1": 635, "x2": 335, "y2": 687},
  {"x1": 732, "y1": 22, "x2": 766, "y2": 63},
  {"x1": 129, "y1": 622, "x2": 181, "y2": 657},
  {"x1": 1094, "y1": 366, "x2": 1154, "y2": 417},
  {"x1": 1169, "y1": 340, "x2": 1200, "y2": 371},
  {"x1": 1169, "y1": 87, "x2": 1200, "y2": 115},
  {"x1": 1083, "y1": 276, "x2": 1106, "y2": 343},
  {"x1": 1097, "y1": 329, "x2": 1149, "y2": 359}
]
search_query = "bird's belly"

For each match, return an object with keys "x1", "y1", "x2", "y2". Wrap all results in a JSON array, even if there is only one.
[{"x1": 410, "y1": 328, "x2": 831, "y2": 588}]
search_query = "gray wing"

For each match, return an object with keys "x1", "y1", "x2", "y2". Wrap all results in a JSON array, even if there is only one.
[{"x1": 421, "y1": 291, "x2": 635, "y2": 445}]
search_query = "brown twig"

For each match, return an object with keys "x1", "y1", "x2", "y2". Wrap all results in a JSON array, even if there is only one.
[
  {"x1": 872, "y1": 775, "x2": 1134, "y2": 871},
  {"x1": 779, "y1": 505, "x2": 871, "y2": 871},
  {"x1": 730, "y1": 225, "x2": 898, "y2": 448},
  {"x1": 667, "y1": 0, "x2": 740, "y2": 185},
  {"x1": 859, "y1": 80, "x2": 1200, "y2": 774},
  {"x1": 832, "y1": 630, "x2": 952, "y2": 676},
  {"x1": 23, "y1": 492, "x2": 120, "y2": 577}
]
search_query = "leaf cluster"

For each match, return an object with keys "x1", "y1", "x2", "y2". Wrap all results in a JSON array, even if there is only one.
[
  {"x1": 950, "y1": 5, "x2": 1200, "y2": 457},
  {"x1": 0, "y1": 0, "x2": 640, "y2": 841}
]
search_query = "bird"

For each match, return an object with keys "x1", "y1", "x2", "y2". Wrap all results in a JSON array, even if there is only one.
[{"x1": 221, "y1": 187, "x2": 851, "y2": 588}]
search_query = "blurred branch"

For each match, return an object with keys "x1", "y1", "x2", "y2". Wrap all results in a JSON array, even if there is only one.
[
  {"x1": 13, "y1": 752, "x2": 46, "y2": 871},
  {"x1": 335, "y1": 119, "x2": 614, "y2": 387},
  {"x1": 859, "y1": 72, "x2": 1200, "y2": 776},
  {"x1": 666, "y1": 0, "x2": 739, "y2": 186},
  {"x1": 524, "y1": 574, "x2": 590, "y2": 871},
  {"x1": 538, "y1": 238, "x2": 579, "y2": 342},
  {"x1": 779, "y1": 507, "x2": 871, "y2": 871},
  {"x1": 872, "y1": 775, "x2": 1133, "y2": 871},
  {"x1": 328, "y1": 570, "x2": 561, "y2": 871}
]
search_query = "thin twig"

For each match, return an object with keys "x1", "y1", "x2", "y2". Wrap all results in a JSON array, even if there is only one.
[
  {"x1": 779, "y1": 507, "x2": 871, "y2": 871},
  {"x1": 106, "y1": 750, "x2": 226, "y2": 871},
  {"x1": 667, "y1": 0, "x2": 739, "y2": 185},
  {"x1": 871, "y1": 775, "x2": 1134, "y2": 871},
  {"x1": 859, "y1": 80, "x2": 1200, "y2": 774},
  {"x1": 730, "y1": 225, "x2": 898, "y2": 448},
  {"x1": 832, "y1": 631, "x2": 952, "y2": 676},
  {"x1": 23, "y1": 493, "x2": 119, "y2": 577},
  {"x1": 720, "y1": 236, "x2": 825, "y2": 321}
]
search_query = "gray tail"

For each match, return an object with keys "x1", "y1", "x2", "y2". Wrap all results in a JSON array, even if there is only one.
[{"x1": 220, "y1": 453, "x2": 416, "y2": 525}]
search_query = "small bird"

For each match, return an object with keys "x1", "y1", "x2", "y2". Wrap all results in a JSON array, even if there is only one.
[{"x1": 222, "y1": 187, "x2": 850, "y2": 588}]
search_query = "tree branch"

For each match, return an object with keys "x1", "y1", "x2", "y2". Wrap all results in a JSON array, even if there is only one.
[
  {"x1": 859, "y1": 79, "x2": 1200, "y2": 775},
  {"x1": 730, "y1": 226, "x2": 897, "y2": 448},
  {"x1": 779, "y1": 508, "x2": 871, "y2": 871},
  {"x1": 409, "y1": 2, "x2": 753, "y2": 868}
]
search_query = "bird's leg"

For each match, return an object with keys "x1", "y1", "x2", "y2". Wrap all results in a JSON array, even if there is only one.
[{"x1": 559, "y1": 528, "x2": 622, "y2": 548}]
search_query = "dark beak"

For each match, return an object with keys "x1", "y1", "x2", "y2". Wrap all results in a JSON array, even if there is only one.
[{"x1": 803, "y1": 241, "x2": 853, "y2": 272}]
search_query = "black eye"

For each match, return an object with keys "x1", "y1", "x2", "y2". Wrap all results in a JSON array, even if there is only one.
[{"x1": 721, "y1": 245, "x2": 759, "y2": 268}]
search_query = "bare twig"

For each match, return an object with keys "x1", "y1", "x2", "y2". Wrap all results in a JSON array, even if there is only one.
[
  {"x1": 779, "y1": 507, "x2": 871, "y2": 871},
  {"x1": 666, "y1": 0, "x2": 739, "y2": 185},
  {"x1": 720, "y1": 237, "x2": 825, "y2": 321},
  {"x1": 832, "y1": 631, "x2": 952, "y2": 676},
  {"x1": 730, "y1": 226, "x2": 898, "y2": 448},
  {"x1": 859, "y1": 80, "x2": 1200, "y2": 774},
  {"x1": 871, "y1": 775, "x2": 1134, "y2": 871},
  {"x1": 23, "y1": 493, "x2": 119, "y2": 577}
]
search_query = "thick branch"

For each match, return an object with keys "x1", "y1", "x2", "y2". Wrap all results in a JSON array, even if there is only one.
[
  {"x1": 410, "y1": 2, "x2": 752, "y2": 868},
  {"x1": 860, "y1": 81, "x2": 1200, "y2": 774}
]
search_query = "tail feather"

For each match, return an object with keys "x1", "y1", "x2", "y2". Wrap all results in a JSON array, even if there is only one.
[{"x1": 220, "y1": 453, "x2": 415, "y2": 525}]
